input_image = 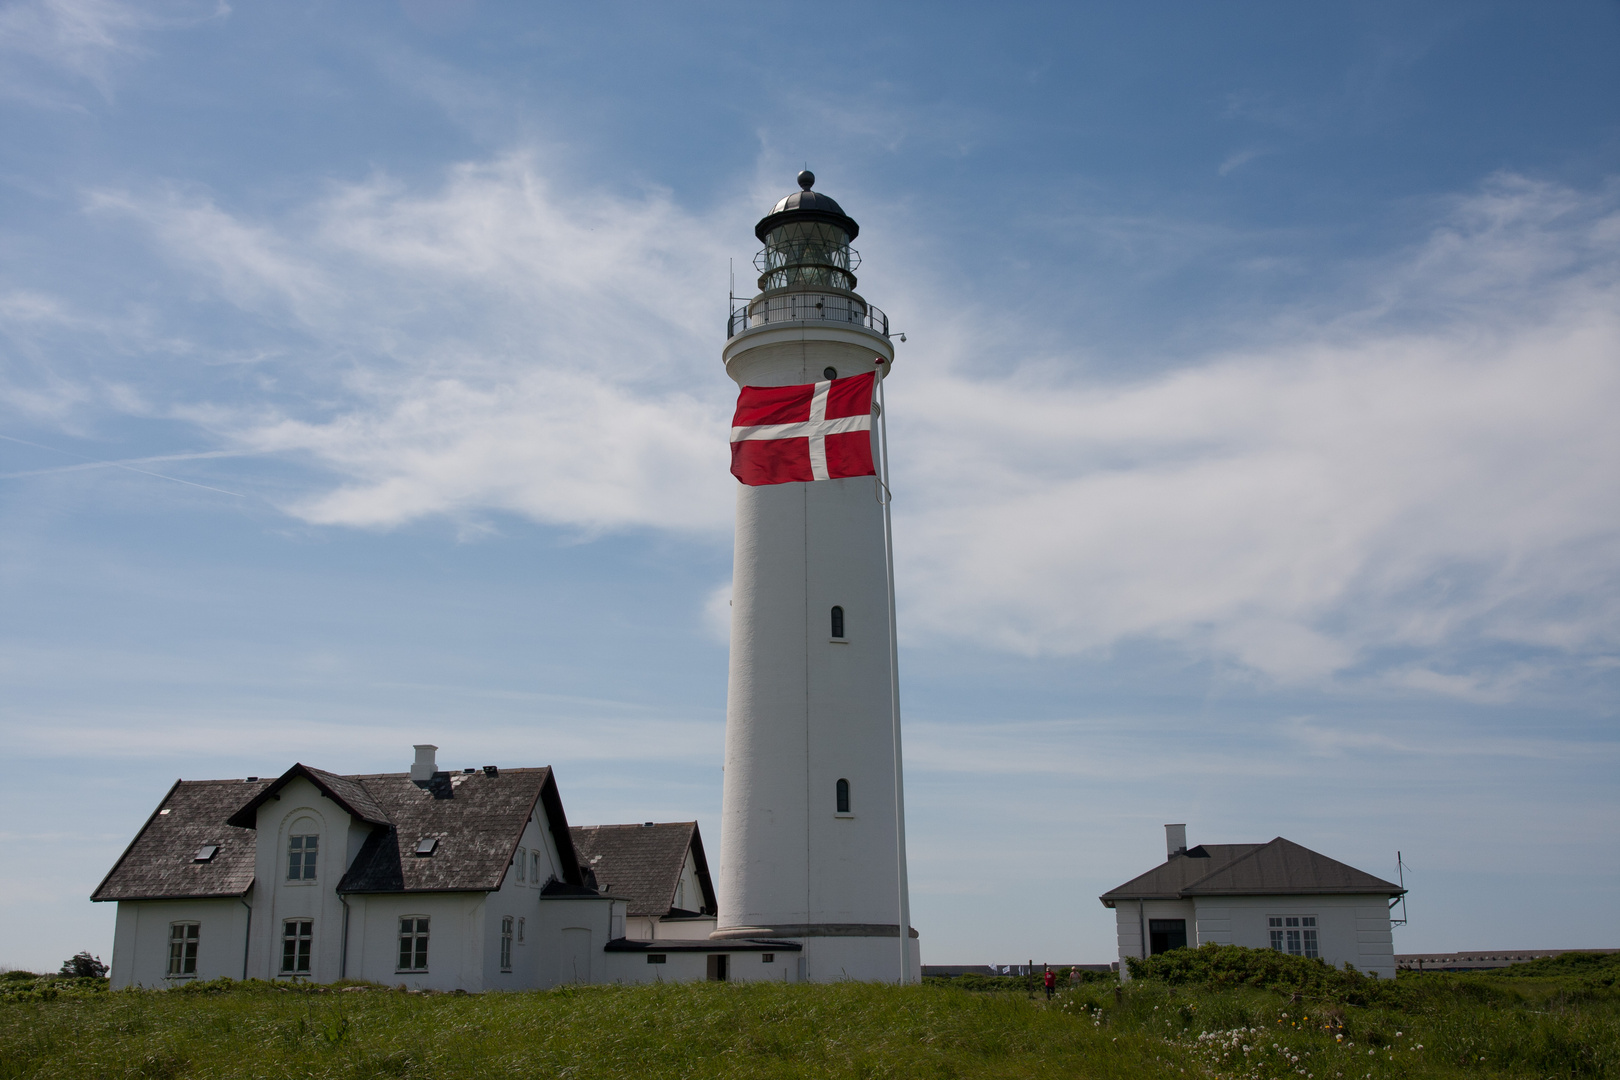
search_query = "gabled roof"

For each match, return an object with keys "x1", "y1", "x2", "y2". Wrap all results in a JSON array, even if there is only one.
[
  {"x1": 338, "y1": 768, "x2": 581, "y2": 894},
  {"x1": 92, "y1": 778, "x2": 272, "y2": 902},
  {"x1": 569, "y1": 821, "x2": 716, "y2": 918},
  {"x1": 1100, "y1": 838, "x2": 1402, "y2": 907},
  {"x1": 225, "y1": 764, "x2": 391, "y2": 829},
  {"x1": 94, "y1": 763, "x2": 588, "y2": 902}
]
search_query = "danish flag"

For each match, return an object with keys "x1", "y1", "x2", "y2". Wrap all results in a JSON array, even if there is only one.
[{"x1": 729, "y1": 370, "x2": 878, "y2": 486}]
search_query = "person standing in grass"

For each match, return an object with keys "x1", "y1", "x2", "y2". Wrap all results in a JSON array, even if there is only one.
[{"x1": 1043, "y1": 965, "x2": 1055, "y2": 1000}]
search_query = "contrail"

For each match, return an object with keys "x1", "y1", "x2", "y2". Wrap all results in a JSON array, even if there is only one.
[{"x1": 0, "y1": 435, "x2": 247, "y2": 497}]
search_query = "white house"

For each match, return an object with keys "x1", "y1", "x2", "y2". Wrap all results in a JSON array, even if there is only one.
[
  {"x1": 1100, "y1": 825, "x2": 1405, "y2": 980},
  {"x1": 92, "y1": 746, "x2": 798, "y2": 989}
]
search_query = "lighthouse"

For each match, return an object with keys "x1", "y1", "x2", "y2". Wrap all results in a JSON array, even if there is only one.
[{"x1": 712, "y1": 172, "x2": 918, "y2": 982}]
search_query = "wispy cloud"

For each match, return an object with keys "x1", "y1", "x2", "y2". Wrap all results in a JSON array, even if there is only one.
[
  {"x1": 0, "y1": 0, "x2": 224, "y2": 105},
  {"x1": 47, "y1": 161, "x2": 1620, "y2": 695}
]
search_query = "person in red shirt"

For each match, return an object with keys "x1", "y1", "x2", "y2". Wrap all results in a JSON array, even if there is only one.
[{"x1": 1043, "y1": 965, "x2": 1055, "y2": 1000}]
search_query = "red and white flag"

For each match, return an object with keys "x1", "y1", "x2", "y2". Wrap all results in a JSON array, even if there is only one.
[{"x1": 730, "y1": 370, "x2": 878, "y2": 486}]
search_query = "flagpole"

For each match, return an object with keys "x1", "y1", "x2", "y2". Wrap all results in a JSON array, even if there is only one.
[{"x1": 877, "y1": 361, "x2": 912, "y2": 985}]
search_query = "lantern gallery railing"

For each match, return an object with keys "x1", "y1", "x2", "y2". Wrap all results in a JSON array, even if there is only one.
[{"x1": 728, "y1": 292, "x2": 890, "y2": 339}]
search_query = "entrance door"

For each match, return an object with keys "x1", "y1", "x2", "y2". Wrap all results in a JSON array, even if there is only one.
[
  {"x1": 558, "y1": 928, "x2": 591, "y2": 984},
  {"x1": 706, "y1": 954, "x2": 729, "y2": 981},
  {"x1": 1148, "y1": 919, "x2": 1187, "y2": 955}
]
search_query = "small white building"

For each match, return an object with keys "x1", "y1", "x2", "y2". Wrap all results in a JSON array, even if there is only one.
[
  {"x1": 92, "y1": 746, "x2": 798, "y2": 989},
  {"x1": 1100, "y1": 825, "x2": 1405, "y2": 980}
]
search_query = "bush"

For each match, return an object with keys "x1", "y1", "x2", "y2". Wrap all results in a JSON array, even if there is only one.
[
  {"x1": 58, "y1": 952, "x2": 108, "y2": 979},
  {"x1": 1125, "y1": 943, "x2": 1401, "y2": 1004}
]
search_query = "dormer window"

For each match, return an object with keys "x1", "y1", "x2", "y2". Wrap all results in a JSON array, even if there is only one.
[{"x1": 192, "y1": 845, "x2": 218, "y2": 863}]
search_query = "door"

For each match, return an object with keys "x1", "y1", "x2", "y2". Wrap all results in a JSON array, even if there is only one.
[
  {"x1": 706, "y1": 954, "x2": 729, "y2": 981},
  {"x1": 558, "y1": 928, "x2": 591, "y2": 984}
]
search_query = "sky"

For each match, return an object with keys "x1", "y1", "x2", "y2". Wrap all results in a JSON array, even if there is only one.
[{"x1": 1, "y1": 0, "x2": 1618, "y2": 972}]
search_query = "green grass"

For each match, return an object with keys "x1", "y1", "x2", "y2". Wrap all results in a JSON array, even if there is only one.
[{"x1": 2, "y1": 948, "x2": 1616, "y2": 1079}]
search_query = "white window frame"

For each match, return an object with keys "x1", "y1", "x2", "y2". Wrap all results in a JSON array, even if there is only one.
[
  {"x1": 516, "y1": 848, "x2": 526, "y2": 883},
  {"x1": 280, "y1": 919, "x2": 314, "y2": 976},
  {"x1": 1268, "y1": 915, "x2": 1319, "y2": 958},
  {"x1": 286, "y1": 833, "x2": 319, "y2": 883},
  {"x1": 398, "y1": 916, "x2": 430, "y2": 972},
  {"x1": 500, "y1": 917, "x2": 514, "y2": 972},
  {"x1": 530, "y1": 850, "x2": 540, "y2": 883},
  {"x1": 167, "y1": 922, "x2": 200, "y2": 978}
]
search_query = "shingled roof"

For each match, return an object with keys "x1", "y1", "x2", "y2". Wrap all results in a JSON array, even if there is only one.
[
  {"x1": 92, "y1": 778, "x2": 272, "y2": 902},
  {"x1": 1099, "y1": 837, "x2": 1402, "y2": 907},
  {"x1": 93, "y1": 763, "x2": 586, "y2": 903},
  {"x1": 570, "y1": 821, "x2": 716, "y2": 918}
]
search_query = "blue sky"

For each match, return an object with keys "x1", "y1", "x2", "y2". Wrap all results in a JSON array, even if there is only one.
[{"x1": 2, "y1": 0, "x2": 1618, "y2": 971}]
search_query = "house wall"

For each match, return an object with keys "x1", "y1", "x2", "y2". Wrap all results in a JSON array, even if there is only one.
[
  {"x1": 343, "y1": 891, "x2": 487, "y2": 991},
  {"x1": 243, "y1": 777, "x2": 362, "y2": 983},
  {"x1": 1192, "y1": 895, "x2": 1396, "y2": 979},
  {"x1": 1112, "y1": 895, "x2": 1396, "y2": 981},
  {"x1": 650, "y1": 914, "x2": 718, "y2": 941},
  {"x1": 1113, "y1": 899, "x2": 1196, "y2": 980},
  {"x1": 110, "y1": 898, "x2": 249, "y2": 989},
  {"x1": 533, "y1": 896, "x2": 617, "y2": 988},
  {"x1": 602, "y1": 948, "x2": 798, "y2": 985}
]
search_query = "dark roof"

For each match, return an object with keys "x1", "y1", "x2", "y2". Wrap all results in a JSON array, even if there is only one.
[
  {"x1": 336, "y1": 768, "x2": 580, "y2": 894},
  {"x1": 92, "y1": 778, "x2": 272, "y2": 901},
  {"x1": 569, "y1": 821, "x2": 716, "y2": 918},
  {"x1": 225, "y1": 764, "x2": 390, "y2": 829},
  {"x1": 1099, "y1": 838, "x2": 1403, "y2": 906},
  {"x1": 755, "y1": 183, "x2": 860, "y2": 242},
  {"x1": 95, "y1": 763, "x2": 587, "y2": 902}
]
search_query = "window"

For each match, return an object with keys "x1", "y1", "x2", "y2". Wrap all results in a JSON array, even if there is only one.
[
  {"x1": 530, "y1": 851, "x2": 540, "y2": 883},
  {"x1": 287, "y1": 834, "x2": 318, "y2": 881},
  {"x1": 516, "y1": 848, "x2": 526, "y2": 882},
  {"x1": 836, "y1": 778, "x2": 850, "y2": 814},
  {"x1": 281, "y1": 920, "x2": 313, "y2": 975},
  {"x1": 1268, "y1": 916, "x2": 1318, "y2": 958},
  {"x1": 647, "y1": 953, "x2": 667, "y2": 964},
  {"x1": 830, "y1": 605, "x2": 845, "y2": 639},
  {"x1": 500, "y1": 917, "x2": 514, "y2": 971},
  {"x1": 398, "y1": 917, "x2": 430, "y2": 972},
  {"x1": 414, "y1": 837, "x2": 437, "y2": 856},
  {"x1": 517, "y1": 917, "x2": 525, "y2": 943},
  {"x1": 167, "y1": 923, "x2": 199, "y2": 977},
  {"x1": 823, "y1": 367, "x2": 837, "y2": 380},
  {"x1": 1148, "y1": 919, "x2": 1187, "y2": 955},
  {"x1": 706, "y1": 954, "x2": 729, "y2": 981},
  {"x1": 761, "y1": 953, "x2": 775, "y2": 963}
]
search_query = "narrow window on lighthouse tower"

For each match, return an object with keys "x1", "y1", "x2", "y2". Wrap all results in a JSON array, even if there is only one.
[
  {"x1": 830, "y1": 605, "x2": 845, "y2": 639},
  {"x1": 836, "y1": 778, "x2": 851, "y2": 814}
]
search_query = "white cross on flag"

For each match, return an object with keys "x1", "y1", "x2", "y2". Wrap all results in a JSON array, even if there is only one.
[{"x1": 729, "y1": 370, "x2": 878, "y2": 486}]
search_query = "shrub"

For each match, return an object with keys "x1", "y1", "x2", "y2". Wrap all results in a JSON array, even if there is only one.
[{"x1": 58, "y1": 952, "x2": 109, "y2": 979}]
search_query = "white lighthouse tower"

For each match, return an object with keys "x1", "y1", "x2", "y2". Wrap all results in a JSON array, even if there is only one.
[{"x1": 713, "y1": 172, "x2": 918, "y2": 982}]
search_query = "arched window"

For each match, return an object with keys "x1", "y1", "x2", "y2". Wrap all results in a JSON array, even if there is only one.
[
  {"x1": 836, "y1": 778, "x2": 850, "y2": 814},
  {"x1": 830, "y1": 605, "x2": 845, "y2": 639}
]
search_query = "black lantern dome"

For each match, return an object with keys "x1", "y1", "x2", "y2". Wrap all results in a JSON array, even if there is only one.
[{"x1": 752, "y1": 171, "x2": 861, "y2": 292}]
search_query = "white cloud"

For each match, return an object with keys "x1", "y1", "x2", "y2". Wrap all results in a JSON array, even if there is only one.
[
  {"x1": 0, "y1": 0, "x2": 223, "y2": 104},
  {"x1": 78, "y1": 162, "x2": 1620, "y2": 692},
  {"x1": 889, "y1": 175, "x2": 1620, "y2": 686}
]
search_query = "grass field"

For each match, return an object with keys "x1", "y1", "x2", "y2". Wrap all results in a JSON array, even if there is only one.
[{"x1": 2, "y1": 948, "x2": 1615, "y2": 1079}]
